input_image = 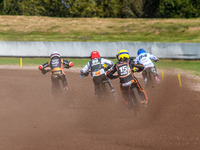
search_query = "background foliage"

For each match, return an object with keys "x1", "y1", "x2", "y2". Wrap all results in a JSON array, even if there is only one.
[{"x1": 0, "y1": 0, "x2": 199, "y2": 18}]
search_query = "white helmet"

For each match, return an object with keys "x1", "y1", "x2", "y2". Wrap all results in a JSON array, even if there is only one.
[{"x1": 50, "y1": 51, "x2": 60, "y2": 59}]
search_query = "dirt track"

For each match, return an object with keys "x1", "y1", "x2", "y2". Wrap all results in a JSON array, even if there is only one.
[{"x1": 0, "y1": 68, "x2": 200, "y2": 150}]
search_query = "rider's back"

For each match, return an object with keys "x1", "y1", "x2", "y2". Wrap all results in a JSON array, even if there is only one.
[{"x1": 134, "y1": 53, "x2": 157, "y2": 68}]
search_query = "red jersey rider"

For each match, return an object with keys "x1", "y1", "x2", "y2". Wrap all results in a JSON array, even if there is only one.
[
  {"x1": 38, "y1": 51, "x2": 74, "y2": 91},
  {"x1": 80, "y1": 51, "x2": 114, "y2": 97}
]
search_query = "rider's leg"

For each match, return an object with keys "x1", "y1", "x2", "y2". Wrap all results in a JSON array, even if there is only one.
[
  {"x1": 133, "y1": 77, "x2": 148, "y2": 104},
  {"x1": 101, "y1": 76, "x2": 107, "y2": 91},
  {"x1": 152, "y1": 67, "x2": 161, "y2": 84},
  {"x1": 61, "y1": 74, "x2": 69, "y2": 90},
  {"x1": 93, "y1": 78, "x2": 101, "y2": 98},
  {"x1": 142, "y1": 70, "x2": 148, "y2": 84},
  {"x1": 120, "y1": 85, "x2": 132, "y2": 105},
  {"x1": 129, "y1": 84, "x2": 138, "y2": 104},
  {"x1": 105, "y1": 77, "x2": 116, "y2": 95},
  {"x1": 51, "y1": 75, "x2": 57, "y2": 93}
]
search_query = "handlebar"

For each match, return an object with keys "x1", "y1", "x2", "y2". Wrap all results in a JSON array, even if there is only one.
[
  {"x1": 80, "y1": 71, "x2": 90, "y2": 78},
  {"x1": 132, "y1": 67, "x2": 139, "y2": 73},
  {"x1": 40, "y1": 66, "x2": 70, "y2": 74},
  {"x1": 40, "y1": 69, "x2": 50, "y2": 74}
]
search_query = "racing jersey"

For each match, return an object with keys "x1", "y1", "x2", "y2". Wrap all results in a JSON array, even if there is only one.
[
  {"x1": 41, "y1": 57, "x2": 73, "y2": 75},
  {"x1": 80, "y1": 58, "x2": 113, "y2": 78},
  {"x1": 107, "y1": 59, "x2": 144, "y2": 85},
  {"x1": 134, "y1": 53, "x2": 158, "y2": 69}
]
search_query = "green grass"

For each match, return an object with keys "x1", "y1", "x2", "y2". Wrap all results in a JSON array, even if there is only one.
[
  {"x1": 0, "y1": 57, "x2": 101, "y2": 68},
  {"x1": 0, "y1": 57, "x2": 50, "y2": 65},
  {"x1": 156, "y1": 60, "x2": 200, "y2": 76},
  {"x1": 0, "y1": 16, "x2": 200, "y2": 42},
  {"x1": 0, "y1": 29, "x2": 199, "y2": 42},
  {"x1": 0, "y1": 57, "x2": 199, "y2": 76}
]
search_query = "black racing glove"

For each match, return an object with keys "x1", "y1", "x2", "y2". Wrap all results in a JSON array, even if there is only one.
[
  {"x1": 84, "y1": 72, "x2": 89, "y2": 76},
  {"x1": 41, "y1": 69, "x2": 47, "y2": 74}
]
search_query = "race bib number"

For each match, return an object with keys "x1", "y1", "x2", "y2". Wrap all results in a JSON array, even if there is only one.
[{"x1": 119, "y1": 65, "x2": 128, "y2": 76}]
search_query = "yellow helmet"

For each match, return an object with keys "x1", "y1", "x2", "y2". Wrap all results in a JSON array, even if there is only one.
[{"x1": 117, "y1": 49, "x2": 129, "y2": 61}]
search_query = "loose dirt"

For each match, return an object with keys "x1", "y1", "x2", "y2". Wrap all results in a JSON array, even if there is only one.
[{"x1": 0, "y1": 67, "x2": 200, "y2": 150}]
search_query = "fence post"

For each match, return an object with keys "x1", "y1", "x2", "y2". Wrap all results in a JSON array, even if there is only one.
[
  {"x1": 20, "y1": 58, "x2": 23, "y2": 67},
  {"x1": 178, "y1": 74, "x2": 182, "y2": 87}
]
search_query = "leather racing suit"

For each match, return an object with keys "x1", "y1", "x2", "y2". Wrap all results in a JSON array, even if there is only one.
[
  {"x1": 107, "y1": 59, "x2": 148, "y2": 105},
  {"x1": 134, "y1": 53, "x2": 160, "y2": 84},
  {"x1": 39, "y1": 57, "x2": 74, "y2": 91},
  {"x1": 80, "y1": 58, "x2": 114, "y2": 97}
]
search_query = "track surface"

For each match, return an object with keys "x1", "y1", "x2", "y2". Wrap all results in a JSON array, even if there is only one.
[{"x1": 0, "y1": 68, "x2": 200, "y2": 150}]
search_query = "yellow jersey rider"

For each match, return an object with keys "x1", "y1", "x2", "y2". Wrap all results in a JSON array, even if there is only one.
[{"x1": 107, "y1": 49, "x2": 148, "y2": 106}]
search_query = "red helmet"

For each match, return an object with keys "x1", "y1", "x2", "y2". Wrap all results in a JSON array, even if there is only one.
[{"x1": 90, "y1": 51, "x2": 100, "y2": 59}]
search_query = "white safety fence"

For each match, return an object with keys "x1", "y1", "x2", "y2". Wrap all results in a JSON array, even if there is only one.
[{"x1": 0, "y1": 41, "x2": 199, "y2": 59}]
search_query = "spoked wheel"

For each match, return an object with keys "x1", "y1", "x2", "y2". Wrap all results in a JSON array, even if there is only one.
[
  {"x1": 102, "y1": 79, "x2": 117, "y2": 101},
  {"x1": 145, "y1": 67, "x2": 161, "y2": 88},
  {"x1": 130, "y1": 83, "x2": 148, "y2": 113},
  {"x1": 130, "y1": 88, "x2": 140, "y2": 114},
  {"x1": 145, "y1": 69, "x2": 156, "y2": 88}
]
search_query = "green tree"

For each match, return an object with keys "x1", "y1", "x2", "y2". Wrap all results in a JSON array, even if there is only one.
[
  {"x1": 1, "y1": 0, "x2": 20, "y2": 15},
  {"x1": 66, "y1": 0, "x2": 97, "y2": 17},
  {"x1": 65, "y1": 0, "x2": 120, "y2": 17},
  {"x1": 0, "y1": 0, "x2": 4, "y2": 14},
  {"x1": 42, "y1": 0, "x2": 68, "y2": 17},
  {"x1": 119, "y1": 0, "x2": 136, "y2": 18},
  {"x1": 0, "y1": 0, "x2": 199, "y2": 18},
  {"x1": 143, "y1": 0, "x2": 160, "y2": 17},
  {"x1": 0, "y1": 0, "x2": 67, "y2": 16},
  {"x1": 17, "y1": 0, "x2": 46, "y2": 16},
  {"x1": 119, "y1": 0, "x2": 146, "y2": 18},
  {"x1": 158, "y1": 0, "x2": 200, "y2": 18},
  {"x1": 95, "y1": 0, "x2": 121, "y2": 17}
]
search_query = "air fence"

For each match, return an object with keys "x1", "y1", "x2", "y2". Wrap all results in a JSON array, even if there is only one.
[{"x1": 0, "y1": 41, "x2": 200, "y2": 59}]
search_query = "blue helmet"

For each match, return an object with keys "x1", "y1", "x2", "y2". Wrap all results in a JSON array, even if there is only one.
[{"x1": 137, "y1": 48, "x2": 146, "y2": 55}]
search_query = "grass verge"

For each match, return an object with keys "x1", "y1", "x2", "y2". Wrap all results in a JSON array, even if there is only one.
[
  {"x1": 0, "y1": 16, "x2": 200, "y2": 42},
  {"x1": 0, "y1": 57, "x2": 199, "y2": 76}
]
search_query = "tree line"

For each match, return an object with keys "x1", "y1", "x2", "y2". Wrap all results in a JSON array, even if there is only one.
[{"x1": 0, "y1": 0, "x2": 199, "y2": 18}]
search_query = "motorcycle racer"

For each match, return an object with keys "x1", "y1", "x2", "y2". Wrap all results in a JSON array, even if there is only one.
[
  {"x1": 134, "y1": 48, "x2": 161, "y2": 84},
  {"x1": 38, "y1": 51, "x2": 74, "y2": 91},
  {"x1": 107, "y1": 49, "x2": 148, "y2": 106},
  {"x1": 80, "y1": 51, "x2": 115, "y2": 98}
]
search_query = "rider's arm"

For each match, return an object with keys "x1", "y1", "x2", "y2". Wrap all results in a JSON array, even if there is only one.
[
  {"x1": 133, "y1": 57, "x2": 138, "y2": 64},
  {"x1": 80, "y1": 61, "x2": 91, "y2": 74},
  {"x1": 101, "y1": 58, "x2": 114, "y2": 70},
  {"x1": 134, "y1": 63, "x2": 145, "y2": 72},
  {"x1": 38, "y1": 61, "x2": 50, "y2": 74},
  {"x1": 106, "y1": 64, "x2": 118, "y2": 79},
  {"x1": 149, "y1": 54, "x2": 159, "y2": 62},
  {"x1": 130, "y1": 59, "x2": 144, "y2": 72},
  {"x1": 63, "y1": 59, "x2": 74, "y2": 68},
  {"x1": 38, "y1": 61, "x2": 49, "y2": 70}
]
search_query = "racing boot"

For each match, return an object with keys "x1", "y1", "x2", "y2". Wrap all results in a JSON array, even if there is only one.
[
  {"x1": 141, "y1": 100, "x2": 147, "y2": 110},
  {"x1": 63, "y1": 81, "x2": 70, "y2": 91},
  {"x1": 144, "y1": 77, "x2": 148, "y2": 85}
]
